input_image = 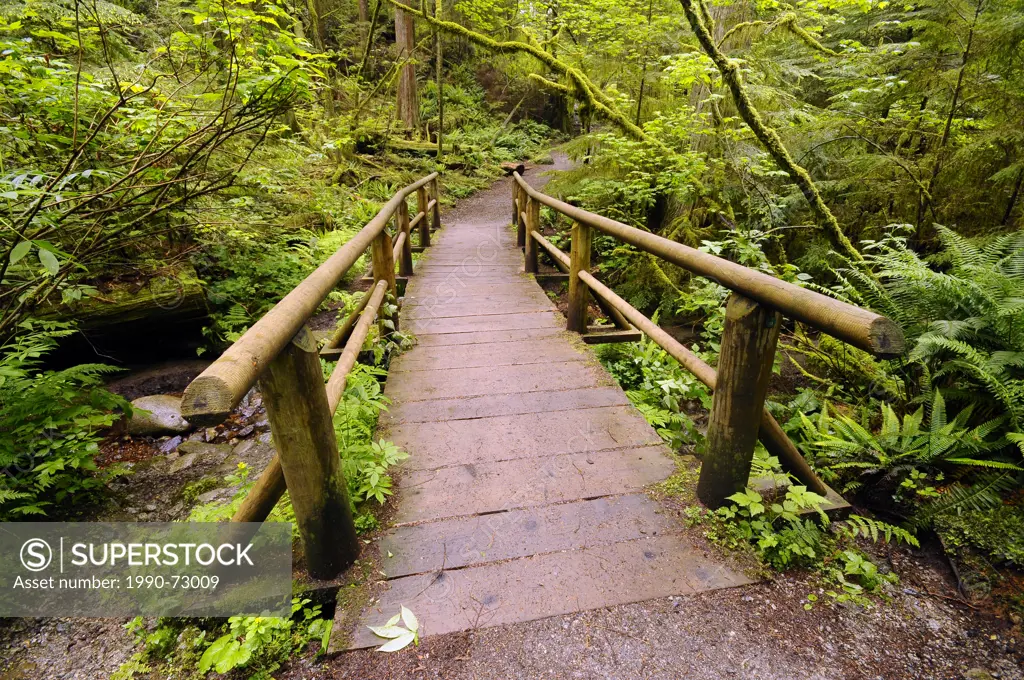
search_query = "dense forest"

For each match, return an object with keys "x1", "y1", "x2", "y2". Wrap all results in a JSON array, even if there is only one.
[{"x1": 1, "y1": 0, "x2": 1023, "y2": 676}]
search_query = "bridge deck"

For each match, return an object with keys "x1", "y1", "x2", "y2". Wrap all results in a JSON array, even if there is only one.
[{"x1": 348, "y1": 172, "x2": 751, "y2": 648}]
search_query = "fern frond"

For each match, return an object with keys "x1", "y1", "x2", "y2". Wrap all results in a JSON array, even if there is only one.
[{"x1": 842, "y1": 514, "x2": 920, "y2": 547}]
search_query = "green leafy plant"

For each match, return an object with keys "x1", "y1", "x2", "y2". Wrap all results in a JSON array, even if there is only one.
[
  {"x1": 797, "y1": 392, "x2": 1018, "y2": 495},
  {"x1": 0, "y1": 323, "x2": 129, "y2": 519},
  {"x1": 198, "y1": 598, "x2": 331, "y2": 676}
]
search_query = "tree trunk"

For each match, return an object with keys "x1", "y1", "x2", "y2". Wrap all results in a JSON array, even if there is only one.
[
  {"x1": 395, "y1": 7, "x2": 420, "y2": 132},
  {"x1": 359, "y1": 0, "x2": 368, "y2": 21},
  {"x1": 434, "y1": 0, "x2": 443, "y2": 158}
]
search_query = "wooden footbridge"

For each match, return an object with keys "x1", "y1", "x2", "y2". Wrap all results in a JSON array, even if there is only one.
[{"x1": 180, "y1": 168, "x2": 903, "y2": 647}]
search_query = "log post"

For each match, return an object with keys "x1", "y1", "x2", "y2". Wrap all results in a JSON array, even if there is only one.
[
  {"x1": 258, "y1": 325, "x2": 359, "y2": 579},
  {"x1": 397, "y1": 198, "x2": 414, "y2": 276},
  {"x1": 430, "y1": 177, "x2": 441, "y2": 232},
  {"x1": 371, "y1": 226, "x2": 398, "y2": 333},
  {"x1": 567, "y1": 220, "x2": 592, "y2": 333},
  {"x1": 516, "y1": 185, "x2": 525, "y2": 249},
  {"x1": 697, "y1": 293, "x2": 782, "y2": 508},
  {"x1": 524, "y1": 196, "x2": 539, "y2": 274},
  {"x1": 416, "y1": 185, "x2": 430, "y2": 248},
  {"x1": 512, "y1": 182, "x2": 520, "y2": 230}
]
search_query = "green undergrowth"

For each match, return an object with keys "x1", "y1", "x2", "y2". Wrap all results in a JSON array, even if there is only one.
[
  {"x1": 114, "y1": 596, "x2": 331, "y2": 680},
  {"x1": 127, "y1": 308, "x2": 410, "y2": 678}
]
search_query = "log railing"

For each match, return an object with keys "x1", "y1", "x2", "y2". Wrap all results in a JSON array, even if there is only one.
[
  {"x1": 180, "y1": 173, "x2": 440, "y2": 579},
  {"x1": 512, "y1": 172, "x2": 904, "y2": 508}
]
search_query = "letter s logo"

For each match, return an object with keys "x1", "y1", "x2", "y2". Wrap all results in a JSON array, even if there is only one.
[{"x1": 20, "y1": 539, "x2": 52, "y2": 572}]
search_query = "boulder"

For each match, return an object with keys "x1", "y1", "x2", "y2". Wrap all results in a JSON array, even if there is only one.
[{"x1": 127, "y1": 395, "x2": 192, "y2": 436}]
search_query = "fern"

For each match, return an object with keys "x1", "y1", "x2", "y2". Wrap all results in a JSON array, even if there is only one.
[
  {"x1": 909, "y1": 473, "x2": 1018, "y2": 529},
  {"x1": 841, "y1": 514, "x2": 920, "y2": 548}
]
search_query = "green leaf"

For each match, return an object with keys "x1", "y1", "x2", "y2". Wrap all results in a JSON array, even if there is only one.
[
  {"x1": 38, "y1": 249, "x2": 59, "y2": 275},
  {"x1": 198, "y1": 634, "x2": 236, "y2": 673},
  {"x1": 10, "y1": 241, "x2": 31, "y2": 264}
]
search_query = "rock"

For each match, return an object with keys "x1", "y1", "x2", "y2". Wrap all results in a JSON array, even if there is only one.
[
  {"x1": 197, "y1": 489, "x2": 229, "y2": 504},
  {"x1": 169, "y1": 453, "x2": 198, "y2": 474},
  {"x1": 173, "y1": 440, "x2": 234, "y2": 473},
  {"x1": 127, "y1": 395, "x2": 191, "y2": 436},
  {"x1": 158, "y1": 435, "x2": 183, "y2": 454},
  {"x1": 964, "y1": 670, "x2": 996, "y2": 680}
]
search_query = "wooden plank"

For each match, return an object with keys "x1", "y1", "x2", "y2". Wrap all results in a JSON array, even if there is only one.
[
  {"x1": 382, "y1": 387, "x2": 631, "y2": 424},
  {"x1": 389, "y1": 338, "x2": 585, "y2": 372},
  {"x1": 404, "y1": 310, "x2": 563, "y2": 335},
  {"x1": 394, "y1": 445, "x2": 676, "y2": 524},
  {"x1": 582, "y1": 327, "x2": 643, "y2": 344},
  {"x1": 412, "y1": 327, "x2": 566, "y2": 347},
  {"x1": 383, "y1": 361, "x2": 608, "y2": 402},
  {"x1": 348, "y1": 532, "x2": 751, "y2": 648},
  {"x1": 379, "y1": 494, "x2": 678, "y2": 577},
  {"x1": 387, "y1": 406, "x2": 664, "y2": 470}
]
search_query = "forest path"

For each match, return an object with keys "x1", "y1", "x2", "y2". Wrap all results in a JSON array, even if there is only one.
[{"x1": 345, "y1": 160, "x2": 751, "y2": 649}]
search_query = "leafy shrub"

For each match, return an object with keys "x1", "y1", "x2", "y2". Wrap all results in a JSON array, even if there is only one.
[
  {"x1": 332, "y1": 363, "x2": 408, "y2": 513},
  {"x1": 839, "y1": 226, "x2": 1024, "y2": 429},
  {"x1": 797, "y1": 392, "x2": 1018, "y2": 494},
  {"x1": 597, "y1": 332, "x2": 708, "y2": 451},
  {"x1": 119, "y1": 597, "x2": 331, "y2": 679},
  {"x1": 0, "y1": 323, "x2": 129, "y2": 519}
]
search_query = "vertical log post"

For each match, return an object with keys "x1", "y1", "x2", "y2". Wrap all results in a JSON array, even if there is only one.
[
  {"x1": 416, "y1": 185, "x2": 430, "y2": 248},
  {"x1": 697, "y1": 293, "x2": 782, "y2": 508},
  {"x1": 397, "y1": 198, "x2": 413, "y2": 276},
  {"x1": 515, "y1": 184, "x2": 525, "y2": 249},
  {"x1": 524, "y1": 196, "x2": 539, "y2": 274},
  {"x1": 567, "y1": 220, "x2": 592, "y2": 333},
  {"x1": 258, "y1": 326, "x2": 359, "y2": 579},
  {"x1": 371, "y1": 227, "x2": 398, "y2": 333},
  {"x1": 430, "y1": 177, "x2": 441, "y2": 232}
]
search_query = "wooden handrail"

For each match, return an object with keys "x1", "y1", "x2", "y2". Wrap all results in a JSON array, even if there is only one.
[
  {"x1": 182, "y1": 172, "x2": 438, "y2": 425},
  {"x1": 513, "y1": 173, "x2": 904, "y2": 358},
  {"x1": 513, "y1": 172, "x2": 901, "y2": 508},
  {"x1": 181, "y1": 172, "x2": 440, "y2": 580}
]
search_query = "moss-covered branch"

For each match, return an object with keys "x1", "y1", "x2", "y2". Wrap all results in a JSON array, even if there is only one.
[
  {"x1": 679, "y1": 0, "x2": 863, "y2": 261},
  {"x1": 719, "y1": 14, "x2": 840, "y2": 56},
  {"x1": 384, "y1": 0, "x2": 664, "y2": 151}
]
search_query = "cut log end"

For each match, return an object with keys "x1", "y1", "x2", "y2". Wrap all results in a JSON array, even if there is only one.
[
  {"x1": 180, "y1": 375, "x2": 237, "y2": 426},
  {"x1": 868, "y1": 316, "x2": 906, "y2": 358},
  {"x1": 502, "y1": 162, "x2": 526, "y2": 176}
]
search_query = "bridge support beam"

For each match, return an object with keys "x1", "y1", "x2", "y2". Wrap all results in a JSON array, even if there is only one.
[
  {"x1": 697, "y1": 293, "x2": 781, "y2": 508},
  {"x1": 259, "y1": 325, "x2": 360, "y2": 579}
]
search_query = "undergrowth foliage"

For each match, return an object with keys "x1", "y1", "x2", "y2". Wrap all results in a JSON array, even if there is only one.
[{"x1": 0, "y1": 322, "x2": 129, "y2": 519}]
